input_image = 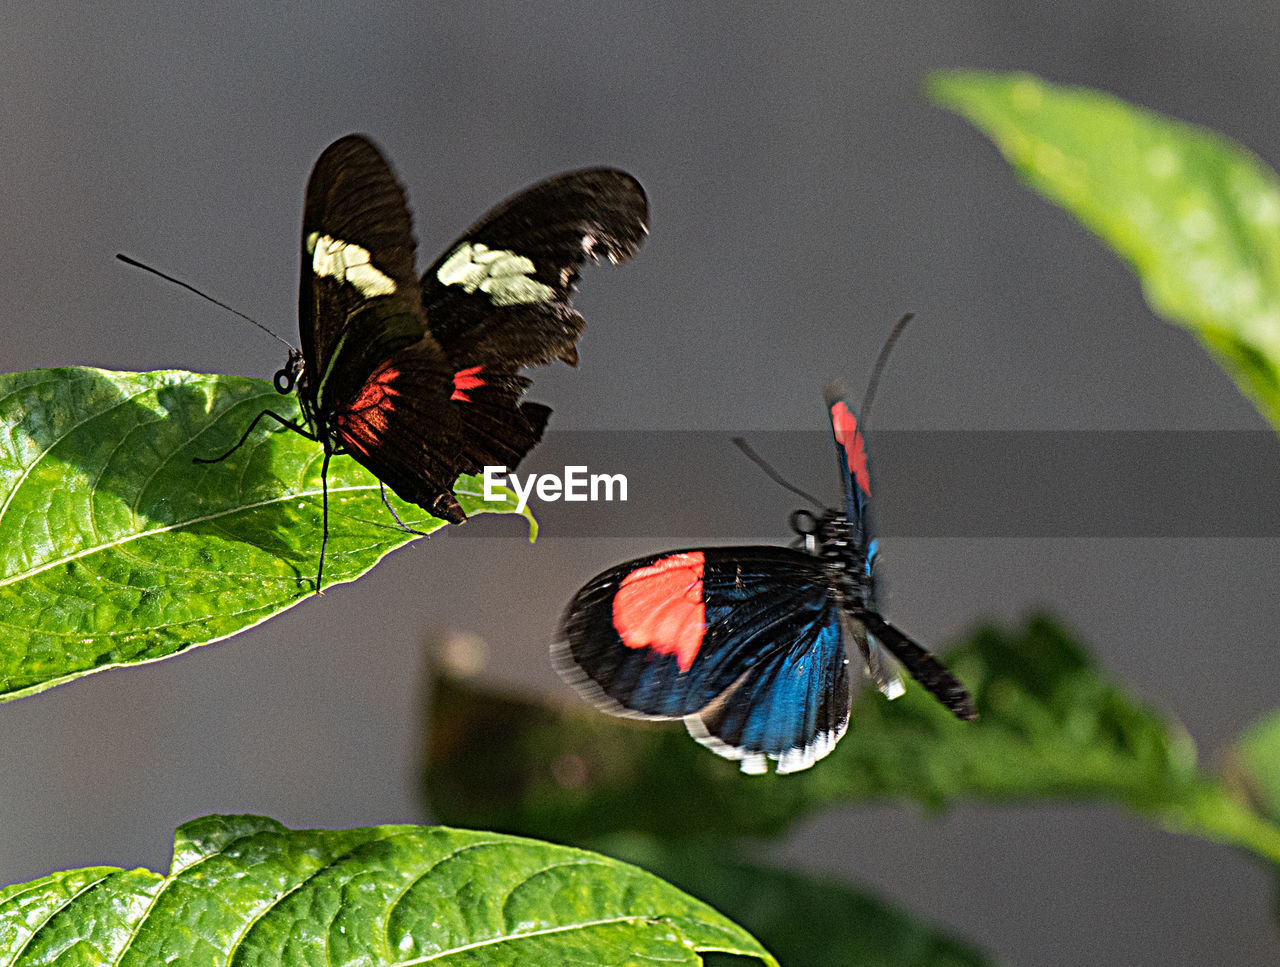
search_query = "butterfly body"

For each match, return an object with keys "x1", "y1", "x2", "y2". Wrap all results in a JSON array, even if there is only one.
[
  {"x1": 556, "y1": 388, "x2": 974, "y2": 775},
  {"x1": 231, "y1": 134, "x2": 647, "y2": 587}
]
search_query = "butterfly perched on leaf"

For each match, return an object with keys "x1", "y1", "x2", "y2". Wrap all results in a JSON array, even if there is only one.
[
  {"x1": 556, "y1": 386, "x2": 976, "y2": 775},
  {"x1": 202, "y1": 134, "x2": 648, "y2": 591}
]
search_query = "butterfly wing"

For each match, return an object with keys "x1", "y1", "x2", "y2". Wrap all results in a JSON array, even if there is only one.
[
  {"x1": 821, "y1": 384, "x2": 913, "y2": 694},
  {"x1": 421, "y1": 168, "x2": 648, "y2": 368},
  {"x1": 327, "y1": 345, "x2": 548, "y2": 522},
  {"x1": 823, "y1": 385, "x2": 873, "y2": 554},
  {"x1": 300, "y1": 135, "x2": 433, "y2": 423},
  {"x1": 556, "y1": 546, "x2": 854, "y2": 774},
  {"x1": 859, "y1": 612, "x2": 977, "y2": 720},
  {"x1": 300, "y1": 138, "x2": 637, "y2": 523},
  {"x1": 394, "y1": 166, "x2": 646, "y2": 519},
  {"x1": 821, "y1": 388, "x2": 976, "y2": 720}
]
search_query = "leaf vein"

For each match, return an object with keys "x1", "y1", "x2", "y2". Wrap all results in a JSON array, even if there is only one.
[
  {"x1": 0, "y1": 376, "x2": 169, "y2": 531},
  {"x1": 0, "y1": 484, "x2": 375, "y2": 590},
  {"x1": 4, "y1": 870, "x2": 118, "y2": 964}
]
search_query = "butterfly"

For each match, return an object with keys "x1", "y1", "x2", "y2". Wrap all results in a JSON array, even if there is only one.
[
  {"x1": 555, "y1": 386, "x2": 976, "y2": 775},
  {"x1": 202, "y1": 134, "x2": 648, "y2": 591}
]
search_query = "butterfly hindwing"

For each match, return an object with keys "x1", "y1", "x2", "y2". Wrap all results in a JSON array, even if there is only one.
[
  {"x1": 421, "y1": 168, "x2": 649, "y2": 368},
  {"x1": 684, "y1": 616, "x2": 851, "y2": 775},
  {"x1": 330, "y1": 344, "x2": 549, "y2": 522},
  {"x1": 556, "y1": 545, "x2": 854, "y2": 773}
]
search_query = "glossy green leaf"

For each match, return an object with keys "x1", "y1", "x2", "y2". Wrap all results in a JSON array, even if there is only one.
[
  {"x1": 0, "y1": 814, "x2": 774, "y2": 966},
  {"x1": 423, "y1": 616, "x2": 1280, "y2": 864},
  {"x1": 0, "y1": 367, "x2": 535, "y2": 702},
  {"x1": 594, "y1": 835, "x2": 995, "y2": 967},
  {"x1": 929, "y1": 70, "x2": 1280, "y2": 431}
]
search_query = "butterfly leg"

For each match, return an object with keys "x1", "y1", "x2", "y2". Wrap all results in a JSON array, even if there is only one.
[
  {"x1": 314, "y1": 448, "x2": 332, "y2": 594},
  {"x1": 193, "y1": 408, "x2": 317, "y2": 464},
  {"x1": 379, "y1": 482, "x2": 432, "y2": 537}
]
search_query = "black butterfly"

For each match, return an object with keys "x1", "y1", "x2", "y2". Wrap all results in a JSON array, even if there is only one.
[
  {"x1": 205, "y1": 135, "x2": 648, "y2": 590},
  {"x1": 556, "y1": 387, "x2": 975, "y2": 775}
]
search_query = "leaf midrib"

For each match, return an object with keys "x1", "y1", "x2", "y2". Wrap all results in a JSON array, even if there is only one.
[
  {"x1": 398, "y1": 914, "x2": 686, "y2": 964},
  {"x1": 0, "y1": 482, "x2": 375, "y2": 590}
]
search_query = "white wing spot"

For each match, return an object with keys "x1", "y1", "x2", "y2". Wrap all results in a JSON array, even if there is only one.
[
  {"x1": 308, "y1": 232, "x2": 396, "y2": 297},
  {"x1": 437, "y1": 242, "x2": 555, "y2": 306}
]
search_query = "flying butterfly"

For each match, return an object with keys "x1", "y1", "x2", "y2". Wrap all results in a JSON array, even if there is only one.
[
  {"x1": 556, "y1": 364, "x2": 975, "y2": 775},
  {"x1": 195, "y1": 135, "x2": 648, "y2": 591}
]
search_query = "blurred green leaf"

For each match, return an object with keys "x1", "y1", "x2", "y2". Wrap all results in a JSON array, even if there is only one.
[
  {"x1": 929, "y1": 70, "x2": 1280, "y2": 431},
  {"x1": 0, "y1": 368, "x2": 534, "y2": 702},
  {"x1": 424, "y1": 616, "x2": 1280, "y2": 864},
  {"x1": 594, "y1": 835, "x2": 996, "y2": 967},
  {"x1": 1228, "y1": 708, "x2": 1280, "y2": 825},
  {"x1": 0, "y1": 814, "x2": 775, "y2": 966}
]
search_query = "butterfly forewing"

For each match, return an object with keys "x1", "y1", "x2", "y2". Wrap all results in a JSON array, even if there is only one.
[
  {"x1": 421, "y1": 168, "x2": 649, "y2": 368},
  {"x1": 556, "y1": 545, "x2": 855, "y2": 772},
  {"x1": 823, "y1": 385, "x2": 873, "y2": 552},
  {"x1": 300, "y1": 135, "x2": 434, "y2": 421}
]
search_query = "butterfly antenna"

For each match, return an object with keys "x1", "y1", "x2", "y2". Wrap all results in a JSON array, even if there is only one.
[
  {"x1": 116, "y1": 253, "x2": 295, "y2": 351},
  {"x1": 732, "y1": 437, "x2": 823, "y2": 508},
  {"x1": 859, "y1": 312, "x2": 914, "y2": 431}
]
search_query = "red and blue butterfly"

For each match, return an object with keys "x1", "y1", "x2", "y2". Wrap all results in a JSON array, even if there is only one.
[{"x1": 555, "y1": 386, "x2": 976, "y2": 775}]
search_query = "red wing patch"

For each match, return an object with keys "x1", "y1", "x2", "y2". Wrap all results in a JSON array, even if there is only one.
[
  {"x1": 612, "y1": 551, "x2": 706, "y2": 672},
  {"x1": 335, "y1": 363, "x2": 401, "y2": 455},
  {"x1": 830, "y1": 401, "x2": 871, "y2": 497},
  {"x1": 451, "y1": 364, "x2": 485, "y2": 402}
]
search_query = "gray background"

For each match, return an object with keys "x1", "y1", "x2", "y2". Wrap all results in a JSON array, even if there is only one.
[{"x1": 3, "y1": 2, "x2": 1279, "y2": 964}]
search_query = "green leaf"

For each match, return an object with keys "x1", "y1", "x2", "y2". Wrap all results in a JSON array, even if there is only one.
[
  {"x1": 1228, "y1": 708, "x2": 1280, "y2": 825},
  {"x1": 928, "y1": 70, "x2": 1280, "y2": 431},
  {"x1": 423, "y1": 616, "x2": 1280, "y2": 864},
  {"x1": 0, "y1": 814, "x2": 775, "y2": 966},
  {"x1": 593, "y1": 835, "x2": 996, "y2": 967},
  {"x1": 0, "y1": 367, "x2": 534, "y2": 703}
]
